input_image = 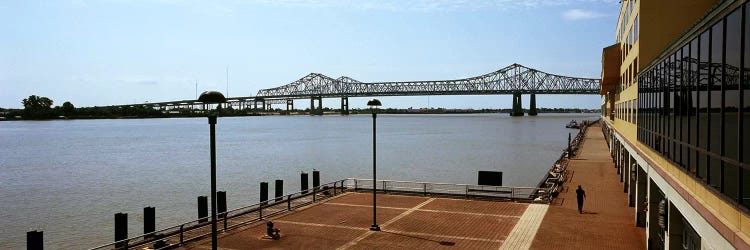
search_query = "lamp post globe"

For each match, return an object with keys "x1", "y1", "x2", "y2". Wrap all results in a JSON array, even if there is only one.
[
  {"x1": 368, "y1": 99, "x2": 381, "y2": 231},
  {"x1": 199, "y1": 90, "x2": 226, "y2": 250},
  {"x1": 367, "y1": 99, "x2": 382, "y2": 109}
]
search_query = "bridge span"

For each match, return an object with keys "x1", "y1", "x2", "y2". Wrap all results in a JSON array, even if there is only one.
[{"x1": 111, "y1": 64, "x2": 600, "y2": 116}]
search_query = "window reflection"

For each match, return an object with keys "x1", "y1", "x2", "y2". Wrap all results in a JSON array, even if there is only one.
[{"x1": 634, "y1": 3, "x2": 748, "y2": 206}]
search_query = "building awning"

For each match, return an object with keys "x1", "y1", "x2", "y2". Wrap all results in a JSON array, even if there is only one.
[{"x1": 600, "y1": 44, "x2": 621, "y2": 95}]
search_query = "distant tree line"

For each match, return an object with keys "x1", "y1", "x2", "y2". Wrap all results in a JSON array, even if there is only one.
[
  {"x1": 1, "y1": 95, "x2": 166, "y2": 120},
  {"x1": 0, "y1": 95, "x2": 600, "y2": 120}
]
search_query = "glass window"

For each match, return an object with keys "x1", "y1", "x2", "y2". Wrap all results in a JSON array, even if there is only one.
[
  {"x1": 690, "y1": 38, "x2": 699, "y2": 173},
  {"x1": 698, "y1": 30, "x2": 710, "y2": 179},
  {"x1": 725, "y1": 163, "x2": 739, "y2": 200},
  {"x1": 674, "y1": 50, "x2": 683, "y2": 166},
  {"x1": 699, "y1": 31, "x2": 710, "y2": 150},
  {"x1": 725, "y1": 9, "x2": 741, "y2": 161},
  {"x1": 681, "y1": 46, "x2": 690, "y2": 167},
  {"x1": 744, "y1": 3, "x2": 750, "y2": 164},
  {"x1": 635, "y1": 15, "x2": 639, "y2": 41},
  {"x1": 651, "y1": 70, "x2": 656, "y2": 145},
  {"x1": 709, "y1": 20, "x2": 723, "y2": 158},
  {"x1": 664, "y1": 54, "x2": 676, "y2": 161},
  {"x1": 709, "y1": 156, "x2": 722, "y2": 189}
]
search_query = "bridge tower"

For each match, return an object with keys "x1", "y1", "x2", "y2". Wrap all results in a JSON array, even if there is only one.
[
  {"x1": 310, "y1": 96, "x2": 323, "y2": 115},
  {"x1": 510, "y1": 92, "x2": 524, "y2": 116},
  {"x1": 529, "y1": 93, "x2": 538, "y2": 116},
  {"x1": 340, "y1": 97, "x2": 349, "y2": 115}
]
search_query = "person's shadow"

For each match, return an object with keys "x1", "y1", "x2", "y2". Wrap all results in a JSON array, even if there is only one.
[{"x1": 383, "y1": 231, "x2": 456, "y2": 246}]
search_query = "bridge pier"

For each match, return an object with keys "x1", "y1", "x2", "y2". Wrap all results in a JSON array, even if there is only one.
[
  {"x1": 529, "y1": 93, "x2": 538, "y2": 116},
  {"x1": 340, "y1": 97, "x2": 349, "y2": 115},
  {"x1": 266, "y1": 103, "x2": 272, "y2": 111},
  {"x1": 510, "y1": 92, "x2": 524, "y2": 116},
  {"x1": 254, "y1": 98, "x2": 266, "y2": 111},
  {"x1": 286, "y1": 99, "x2": 294, "y2": 113},
  {"x1": 310, "y1": 96, "x2": 323, "y2": 115}
]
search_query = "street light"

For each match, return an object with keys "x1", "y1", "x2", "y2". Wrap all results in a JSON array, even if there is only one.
[
  {"x1": 198, "y1": 91, "x2": 226, "y2": 250},
  {"x1": 367, "y1": 98, "x2": 382, "y2": 231}
]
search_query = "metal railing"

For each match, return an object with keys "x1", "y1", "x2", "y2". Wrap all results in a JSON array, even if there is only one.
[
  {"x1": 87, "y1": 179, "x2": 347, "y2": 250},
  {"x1": 342, "y1": 178, "x2": 547, "y2": 201},
  {"x1": 537, "y1": 118, "x2": 600, "y2": 200},
  {"x1": 88, "y1": 173, "x2": 579, "y2": 249}
]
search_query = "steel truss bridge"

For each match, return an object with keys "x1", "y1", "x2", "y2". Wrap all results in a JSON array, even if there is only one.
[{"x1": 111, "y1": 64, "x2": 600, "y2": 116}]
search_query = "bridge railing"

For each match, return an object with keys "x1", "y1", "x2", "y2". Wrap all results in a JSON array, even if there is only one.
[{"x1": 342, "y1": 178, "x2": 548, "y2": 202}]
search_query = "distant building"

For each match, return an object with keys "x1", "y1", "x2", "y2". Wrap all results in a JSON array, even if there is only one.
[{"x1": 600, "y1": 0, "x2": 749, "y2": 249}]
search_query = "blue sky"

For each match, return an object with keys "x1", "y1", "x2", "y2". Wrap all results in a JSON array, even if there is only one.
[{"x1": 0, "y1": 0, "x2": 618, "y2": 109}]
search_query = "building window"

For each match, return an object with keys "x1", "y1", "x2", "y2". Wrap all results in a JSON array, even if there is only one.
[
  {"x1": 743, "y1": 3, "x2": 750, "y2": 207},
  {"x1": 637, "y1": 3, "x2": 749, "y2": 208}
]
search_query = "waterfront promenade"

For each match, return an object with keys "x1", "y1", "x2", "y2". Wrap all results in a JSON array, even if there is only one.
[
  {"x1": 182, "y1": 123, "x2": 645, "y2": 249},
  {"x1": 530, "y1": 123, "x2": 646, "y2": 249}
]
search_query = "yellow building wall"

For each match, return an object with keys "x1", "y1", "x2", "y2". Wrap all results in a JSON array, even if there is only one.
[
  {"x1": 604, "y1": 0, "x2": 750, "y2": 246},
  {"x1": 639, "y1": 0, "x2": 719, "y2": 71}
]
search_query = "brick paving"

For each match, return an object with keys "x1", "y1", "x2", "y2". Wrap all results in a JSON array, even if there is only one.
[
  {"x1": 183, "y1": 193, "x2": 528, "y2": 250},
  {"x1": 529, "y1": 124, "x2": 646, "y2": 250}
]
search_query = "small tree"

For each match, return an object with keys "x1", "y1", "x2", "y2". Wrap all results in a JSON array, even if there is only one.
[{"x1": 62, "y1": 101, "x2": 75, "y2": 116}]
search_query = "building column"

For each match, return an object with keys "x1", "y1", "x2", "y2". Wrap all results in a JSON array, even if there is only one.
[
  {"x1": 341, "y1": 97, "x2": 349, "y2": 115},
  {"x1": 529, "y1": 93, "x2": 538, "y2": 116},
  {"x1": 510, "y1": 92, "x2": 524, "y2": 116},
  {"x1": 635, "y1": 166, "x2": 647, "y2": 227}
]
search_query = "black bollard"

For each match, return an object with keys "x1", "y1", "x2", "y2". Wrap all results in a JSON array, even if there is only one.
[
  {"x1": 275, "y1": 180, "x2": 284, "y2": 202},
  {"x1": 568, "y1": 133, "x2": 572, "y2": 158},
  {"x1": 114, "y1": 213, "x2": 128, "y2": 249},
  {"x1": 313, "y1": 170, "x2": 320, "y2": 189},
  {"x1": 217, "y1": 191, "x2": 227, "y2": 218},
  {"x1": 301, "y1": 172, "x2": 309, "y2": 194},
  {"x1": 260, "y1": 182, "x2": 269, "y2": 204},
  {"x1": 27, "y1": 230, "x2": 43, "y2": 250},
  {"x1": 144, "y1": 207, "x2": 155, "y2": 236},
  {"x1": 198, "y1": 196, "x2": 208, "y2": 223}
]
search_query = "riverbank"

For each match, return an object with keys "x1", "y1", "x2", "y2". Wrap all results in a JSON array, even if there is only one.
[{"x1": 0, "y1": 108, "x2": 600, "y2": 121}]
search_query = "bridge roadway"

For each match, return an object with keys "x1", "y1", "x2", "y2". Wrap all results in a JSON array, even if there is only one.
[{"x1": 109, "y1": 64, "x2": 600, "y2": 116}]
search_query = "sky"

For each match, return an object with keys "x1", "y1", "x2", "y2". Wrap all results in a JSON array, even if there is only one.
[{"x1": 0, "y1": 0, "x2": 619, "y2": 109}]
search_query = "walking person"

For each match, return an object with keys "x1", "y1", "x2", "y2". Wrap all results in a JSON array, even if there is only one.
[{"x1": 576, "y1": 185, "x2": 586, "y2": 214}]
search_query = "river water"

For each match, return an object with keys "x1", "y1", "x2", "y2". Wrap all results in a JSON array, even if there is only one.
[{"x1": 0, "y1": 113, "x2": 596, "y2": 249}]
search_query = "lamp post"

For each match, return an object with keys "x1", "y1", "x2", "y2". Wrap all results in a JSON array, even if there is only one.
[
  {"x1": 198, "y1": 91, "x2": 226, "y2": 250},
  {"x1": 367, "y1": 99, "x2": 382, "y2": 231}
]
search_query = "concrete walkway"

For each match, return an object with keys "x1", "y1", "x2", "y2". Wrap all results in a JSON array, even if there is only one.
[
  {"x1": 500, "y1": 204, "x2": 549, "y2": 250},
  {"x1": 530, "y1": 124, "x2": 646, "y2": 249}
]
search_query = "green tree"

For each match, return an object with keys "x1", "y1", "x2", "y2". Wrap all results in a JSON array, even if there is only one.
[
  {"x1": 21, "y1": 95, "x2": 54, "y2": 119},
  {"x1": 61, "y1": 101, "x2": 75, "y2": 116}
]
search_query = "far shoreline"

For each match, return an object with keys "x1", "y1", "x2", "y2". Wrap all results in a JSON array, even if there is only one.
[{"x1": 0, "y1": 108, "x2": 600, "y2": 121}]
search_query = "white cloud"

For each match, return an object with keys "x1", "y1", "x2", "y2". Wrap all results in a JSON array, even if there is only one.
[{"x1": 562, "y1": 9, "x2": 607, "y2": 20}]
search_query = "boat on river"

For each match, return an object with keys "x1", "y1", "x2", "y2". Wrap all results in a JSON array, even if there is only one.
[{"x1": 565, "y1": 120, "x2": 579, "y2": 129}]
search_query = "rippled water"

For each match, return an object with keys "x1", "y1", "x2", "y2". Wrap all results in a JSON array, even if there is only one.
[{"x1": 0, "y1": 113, "x2": 596, "y2": 249}]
